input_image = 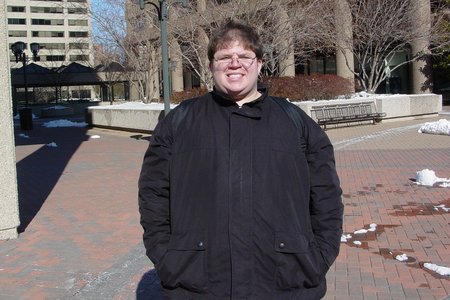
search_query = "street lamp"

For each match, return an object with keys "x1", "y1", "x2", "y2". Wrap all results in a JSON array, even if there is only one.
[
  {"x1": 384, "y1": 59, "x2": 391, "y2": 94},
  {"x1": 11, "y1": 41, "x2": 40, "y2": 130},
  {"x1": 138, "y1": 0, "x2": 186, "y2": 117}
]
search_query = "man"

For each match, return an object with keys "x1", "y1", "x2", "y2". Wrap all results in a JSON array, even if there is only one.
[{"x1": 139, "y1": 20, "x2": 343, "y2": 299}]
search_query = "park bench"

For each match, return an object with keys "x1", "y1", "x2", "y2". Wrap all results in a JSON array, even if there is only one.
[{"x1": 310, "y1": 101, "x2": 386, "y2": 130}]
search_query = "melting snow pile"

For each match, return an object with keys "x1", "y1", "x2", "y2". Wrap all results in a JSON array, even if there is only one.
[
  {"x1": 434, "y1": 204, "x2": 450, "y2": 212},
  {"x1": 46, "y1": 142, "x2": 58, "y2": 148},
  {"x1": 42, "y1": 119, "x2": 87, "y2": 128},
  {"x1": 395, "y1": 254, "x2": 408, "y2": 262},
  {"x1": 418, "y1": 119, "x2": 450, "y2": 136},
  {"x1": 415, "y1": 169, "x2": 450, "y2": 187},
  {"x1": 423, "y1": 263, "x2": 450, "y2": 276}
]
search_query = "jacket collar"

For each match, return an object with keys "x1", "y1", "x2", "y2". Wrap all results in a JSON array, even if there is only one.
[{"x1": 211, "y1": 86, "x2": 268, "y2": 119}]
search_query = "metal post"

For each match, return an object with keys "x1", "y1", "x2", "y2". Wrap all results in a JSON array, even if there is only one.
[
  {"x1": 22, "y1": 53, "x2": 28, "y2": 107},
  {"x1": 160, "y1": 0, "x2": 170, "y2": 116}
]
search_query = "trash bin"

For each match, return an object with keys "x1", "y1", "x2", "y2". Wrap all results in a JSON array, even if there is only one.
[{"x1": 19, "y1": 108, "x2": 33, "y2": 130}]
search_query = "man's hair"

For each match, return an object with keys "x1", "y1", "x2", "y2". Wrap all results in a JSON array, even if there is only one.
[{"x1": 207, "y1": 20, "x2": 264, "y2": 61}]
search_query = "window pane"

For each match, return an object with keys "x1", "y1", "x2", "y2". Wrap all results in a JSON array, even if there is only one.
[
  {"x1": 7, "y1": 6, "x2": 26, "y2": 13},
  {"x1": 8, "y1": 30, "x2": 27, "y2": 37},
  {"x1": 8, "y1": 18, "x2": 26, "y2": 25}
]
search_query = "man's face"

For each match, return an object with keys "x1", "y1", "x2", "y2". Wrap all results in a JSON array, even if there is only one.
[{"x1": 210, "y1": 40, "x2": 262, "y2": 103}]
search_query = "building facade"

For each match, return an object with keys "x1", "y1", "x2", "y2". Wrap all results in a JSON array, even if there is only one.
[
  {"x1": 6, "y1": 0, "x2": 95, "y2": 102},
  {"x1": 7, "y1": 0, "x2": 93, "y2": 68}
]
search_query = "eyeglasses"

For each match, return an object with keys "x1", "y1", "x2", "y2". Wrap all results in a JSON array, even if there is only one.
[{"x1": 213, "y1": 54, "x2": 257, "y2": 69}]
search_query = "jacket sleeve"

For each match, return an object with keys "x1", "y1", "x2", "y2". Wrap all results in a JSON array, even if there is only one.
[
  {"x1": 305, "y1": 120, "x2": 343, "y2": 268},
  {"x1": 138, "y1": 115, "x2": 173, "y2": 265}
]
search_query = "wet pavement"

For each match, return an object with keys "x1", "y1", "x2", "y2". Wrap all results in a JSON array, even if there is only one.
[{"x1": 1, "y1": 111, "x2": 449, "y2": 299}]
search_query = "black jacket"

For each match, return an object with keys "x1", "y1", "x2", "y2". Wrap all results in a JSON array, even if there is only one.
[{"x1": 138, "y1": 88, "x2": 343, "y2": 299}]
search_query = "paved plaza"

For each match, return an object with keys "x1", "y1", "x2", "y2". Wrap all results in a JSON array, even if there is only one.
[{"x1": 1, "y1": 109, "x2": 449, "y2": 300}]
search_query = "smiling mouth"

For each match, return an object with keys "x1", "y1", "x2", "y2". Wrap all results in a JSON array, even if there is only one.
[{"x1": 227, "y1": 74, "x2": 244, "y2": 78}]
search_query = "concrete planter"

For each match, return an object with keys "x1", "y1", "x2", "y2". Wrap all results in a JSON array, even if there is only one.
[
  {"x1": 86, "y1": 94, "x2": 442, "y2": 132},
  {"x1": 295, "y1": 94, "x2": 442, "y2": 121},
  {"x1": 86, "y1": 103, "x2": 166, "y2": 132}
]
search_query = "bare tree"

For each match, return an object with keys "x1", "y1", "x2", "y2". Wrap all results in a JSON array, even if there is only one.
[
  {"x1": 340, "y1": 0, "x2": 450, "y2": 93},
  {"x1": 94, "y1": 44, "x2": 127, "y2": 104},
  {"x1": 168, "y1": 0, "x2": 334, "y2": 88},
  {"x1": 91, "y1": 0, "x2": 161, "y2": 103},
  {"x1": 93, "y1": 0, "x2": 334, "y2": 100}
]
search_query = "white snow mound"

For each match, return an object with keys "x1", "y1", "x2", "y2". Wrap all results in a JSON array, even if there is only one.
[
  {"x1": 423, "y1": 263, "x2": 450, "y2": 276},
  {"x1": 415, "y1": 169, "x2": 450, "y2": 187},
  {"x1": 418, "y1": 119, "x2": 450, "y2": 136}
]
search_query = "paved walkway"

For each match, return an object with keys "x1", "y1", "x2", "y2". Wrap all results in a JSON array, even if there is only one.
[{"x1": 1, "y1": 111, "x2": 449, "y2": 300}]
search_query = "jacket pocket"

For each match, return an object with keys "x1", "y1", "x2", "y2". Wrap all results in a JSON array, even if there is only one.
[
  {"x1": 156, "y1": 231, "x2": 208, "y2": 292},
  {"x1": 274, "y1": 231, "x2": 327, "y2": 290}
]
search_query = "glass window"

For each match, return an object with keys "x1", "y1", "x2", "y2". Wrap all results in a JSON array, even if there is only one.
[
  {"x1": 8, "y1": 18, "x2": 26, "y2": 25},
  {"x1": 325, "y1": 57, "x2": 337, "y2": 74},
  {"x1": 45, "y1": 55, "x2": 65, "y2": 61},
  {"x1": 68, "y1": 19, "x2": 88, "y2": 26},
  {"x1": 7, "y1": 6, "x2": 26, "y2": 13},
  {"x1": 310, "y1": 57, "x2": 325, "y2": 74},
  {"x1": 32, "y1": 31, "x2": 64, "y2": 38},
  {"x1": 8, "y1": 30, "x2": 27, "y2": 37},
  {"x1": 32, "y1": 19, "x2": 64, "y2": 26},
  {"x1": 68, "y1": 7, "x2": 87, "y2": 14},
  {"x1": 70, "y1": 55, "x2": 89, "y2": 61},
  {"x1": 39, "y1": 43, "x2": 65, "y2": 50},
  {"x1": 30, "y1": 6, "x2": 63, "y2": 13},
  {"x1": 69, "y1": 43, "x2": 89, "y2": 49},
  {"x1": 69, "y1": 31, "x2": 89, "y2": 38}
]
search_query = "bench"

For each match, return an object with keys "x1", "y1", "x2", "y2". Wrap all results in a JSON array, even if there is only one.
[{"x1": 310, "y1": 102, "x2": 386, "y2": 130}]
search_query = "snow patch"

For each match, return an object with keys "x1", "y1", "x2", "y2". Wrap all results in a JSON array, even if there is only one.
[
  {"x1": 418, "y1": 119, "x2": 450, "y2": 136},
  {"x1": 415, "y1": 169, "x2": 450, "y2": 187},
  {"x1": 42, "y1": 119, "x2": 87, "y2": 128},
  {"x1": 341, "y1": 234, "x2": 352, "y2": 242},
  {"x1": 395, "y1": 254, "x2": 408, "y2": 262},
  {"x1": 423, "y1": 263, "x2": 450, "y2": 276}
]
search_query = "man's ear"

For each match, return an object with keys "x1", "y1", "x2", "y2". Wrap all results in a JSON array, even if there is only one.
[
  {"x1": 209, "y1": 61, "x2": 214, "y2": 72},
  {"x1": 257, "y1": 59, "x2": 263, "y2": 73}
]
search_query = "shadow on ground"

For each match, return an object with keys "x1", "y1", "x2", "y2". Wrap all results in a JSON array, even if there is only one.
[
  {"x1": 14, "y1": 117, "x2": 89, "y2": 232},
  {"x1": 136, "y1": 269, "x2": 164, "y2": 300}
]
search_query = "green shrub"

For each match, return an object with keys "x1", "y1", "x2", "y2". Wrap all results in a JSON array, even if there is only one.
[{"x1": 261, "y1": 74, "x2": 353, "y2": 101}]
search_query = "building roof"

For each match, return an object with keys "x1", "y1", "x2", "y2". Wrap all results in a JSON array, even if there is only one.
[{"x1": 11, "y1": 62, "x2": 103, "y2": 88}]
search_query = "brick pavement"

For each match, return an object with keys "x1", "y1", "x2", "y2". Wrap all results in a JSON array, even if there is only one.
[
  {"x1": 0, "y1": 112, "x2": 449, "y2": 300},
  {"x1": 324, "y1": 114, "x2": 450, "y2": 300}
]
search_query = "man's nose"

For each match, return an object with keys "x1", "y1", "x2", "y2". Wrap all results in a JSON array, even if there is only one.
[{"x1": 229, "y1": 56, "x2": 241, "y2": 67}]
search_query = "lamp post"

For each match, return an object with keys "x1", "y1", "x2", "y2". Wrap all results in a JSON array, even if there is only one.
[
  {"x1": 139, "y1": 0, "x2": 171, "y2": 116},
  {"x1": 384, "y1": 59, "x2": 391, "y2": 94},
  {"x1": 11, "y1": 41, "x2": 40, "y2": 130}
]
